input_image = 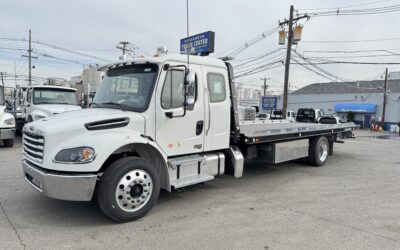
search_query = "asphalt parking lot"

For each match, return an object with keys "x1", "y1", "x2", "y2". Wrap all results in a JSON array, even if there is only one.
[{"x1": 1, "y1": 130, "x2": 400, "y2": 250}]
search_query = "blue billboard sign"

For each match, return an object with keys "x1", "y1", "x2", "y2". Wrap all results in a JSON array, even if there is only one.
[
  {"x1": 335, "y1": 103, "x2": 377, "y2": 113},
  {"x1": 180, "y1": 31, "x2": 215, "y2": 55},
  {"x1": 261, "y1": 96, "x2": 278, "y2": 110}
]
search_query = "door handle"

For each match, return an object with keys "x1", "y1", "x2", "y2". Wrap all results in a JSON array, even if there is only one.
[{"x1": 196, "y1": 120, "x2": 204, "y2": 135}]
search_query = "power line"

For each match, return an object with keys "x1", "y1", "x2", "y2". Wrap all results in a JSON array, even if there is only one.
[
  {"x1": 218, "y1": 25, "x2": 280, "y2": 58},
  {"x1": 301, "y1": 4, "x2": 400, "y2": 17},
  {"x1": 292, "y1": 55, "x2": 387, "y2": 90},
  {"x1": 0, "y1": 37, "x2": 110, "y2": 62},
  {"x1": 234, "y1": 61, "x2": 284, "y2": 79},
  {"x1": 302, "y1": 48, "x2": 400, "y2": 54},
  {"x1": 297, "y1": 0, "x2": 395, "y2": 11},
  {"x1": 234, "y1": 52, "x2": 286, "y2": 70},
  {"x1": 232, "y1": 48, "x2": 284, "y2": 68},
  {"x1": 302, "y1": 37, "x2": 400, "y2": 43}
]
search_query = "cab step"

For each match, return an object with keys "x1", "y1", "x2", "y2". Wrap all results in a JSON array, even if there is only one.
[
  {"x1": 170, "y1": 174, "x2": 214, "y2": 189},
  {"x1": 168, "y1": 154, "x2": 205, "y2": 168}
]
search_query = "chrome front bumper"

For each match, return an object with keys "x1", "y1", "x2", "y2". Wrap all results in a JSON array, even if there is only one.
[
  {"x1": 22, "y1": 160, "x2": 97, "y2": 201},
  {"x1": 0, "y1": 128, "x2": 15, "y2": 139}
]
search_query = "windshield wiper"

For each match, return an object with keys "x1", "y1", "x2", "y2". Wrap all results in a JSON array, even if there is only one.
[
  {"x1": 92, "y1": 101, "x2": 126, "y2": 110},
  {"x1": 35, "y1": 102, "x2": 55, "y2": 104},
  {"x1": 54, "y1": 102, "x2": 76, "y2": 105}
]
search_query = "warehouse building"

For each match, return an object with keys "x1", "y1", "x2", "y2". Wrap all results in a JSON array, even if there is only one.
[{"x1": 277, "y1": 80, "x2": 400, "y2": 130}]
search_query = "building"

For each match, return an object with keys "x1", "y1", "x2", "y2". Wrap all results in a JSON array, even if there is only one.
[{"x1": 277, "y1": 80, "x2": 400, "y2": 130}]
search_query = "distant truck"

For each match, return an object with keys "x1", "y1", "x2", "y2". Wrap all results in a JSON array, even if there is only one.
[
  {"x1": 4, "y1": 86, "x2": 25, "y2": 133},
  {"x1": 296, "y1": 108, "x2": 325, "y2": 123},
  {"x1": 23, "y1": 85, "x2": 82, "y2": 122},
  {"x1": 0, "y1": 85, "x2": 15, "y2": 147},
  {"x1": 22, "y1": 54, "x2": 357, "y2": 222},
  {"x1": 270, "y1": 109, "x2": 296, "y2": 122}
]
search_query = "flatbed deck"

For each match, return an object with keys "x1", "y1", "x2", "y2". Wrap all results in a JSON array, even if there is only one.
[{"x1": 240, "y1": 122, "x2": 358, "y2": 144}]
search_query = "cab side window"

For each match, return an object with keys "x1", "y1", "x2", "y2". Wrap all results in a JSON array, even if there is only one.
[
  {"x1": 207, "y1": 73, "x2": 226, "y2": 103},
  {"x1": 161, "y1": 70, "x2": 185, "y2": 109}
]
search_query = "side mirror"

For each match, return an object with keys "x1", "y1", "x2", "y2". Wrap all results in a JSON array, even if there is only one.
[
  {"x1": 5, "y1": 100, "x2": 12, "y2": 110},
  {"x1": 184, "y1": 69, "x2": 195, "y2": 111},
  {"x1": 185, "y1": 96, "x2": 195, "y2": 111},
  {"x1": 185, "y1": 69, "x2": 195, "y2": 87}
]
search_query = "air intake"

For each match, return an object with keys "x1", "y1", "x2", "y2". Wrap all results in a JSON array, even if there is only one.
[{"x1": 85, "y1": 117, "x2": 130, "y2": 130}]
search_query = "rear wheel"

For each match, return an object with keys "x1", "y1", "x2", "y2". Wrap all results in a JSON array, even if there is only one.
[
  {"x1": 3, "y1": 139, "x2": 14, "y2": 147},
  {"x1": 97, "y1": 157, "x2": 160, "y2": 222},
  {"x1": 309, "y1": 136, "x2": 329, "y2": 167}
]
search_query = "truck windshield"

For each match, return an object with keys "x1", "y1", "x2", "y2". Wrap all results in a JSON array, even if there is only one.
[
  {"x1": 33, "y1": 88, "x2": 78, "y2": 105},
  {"x1": 92, "y1": 64, "x2": 158, "y2": 112},
  {"x1": 0, "y1": 87, "x2": 5, "y2": 106}
]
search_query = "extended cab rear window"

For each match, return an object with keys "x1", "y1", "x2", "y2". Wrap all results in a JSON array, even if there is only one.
[{"x1": 207, "y1": 73, "x2": 226, "y2": 103}]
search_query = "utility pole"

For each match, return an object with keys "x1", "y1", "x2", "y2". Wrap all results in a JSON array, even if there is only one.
[
  {"x1": 279, "y1": 6, "x2": 308, "y2": 119},
  {"x1": 381, "y1": 68, "x2": 388, "y2": 128},
  {"x1": 28, "y1": 29, "x2": 32, "y2": 85},
  {"x1": 261, "y1": 77, "x2": 269, "y2": 96},
  {"x1": 22, "y1": 29, "x2": 37, "y2": 85},
  {"x1": 14, "y1": 61, "x2": 17, "y2": 86},
  {"x1": 117, "y1": 41, "x2": 130, "y2": 56},
  {"x1": 282, "y1": 5, "x2": 294, "y2": 119}
]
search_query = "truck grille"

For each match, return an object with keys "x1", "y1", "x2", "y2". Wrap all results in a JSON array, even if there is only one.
[{"x1": 23, "y1": 132, "x2": 45, "y2": 163}]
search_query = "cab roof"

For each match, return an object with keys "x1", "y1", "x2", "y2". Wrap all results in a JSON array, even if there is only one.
[{"x1": 100, "y1": 54, "x2": 227, "y2": 71}]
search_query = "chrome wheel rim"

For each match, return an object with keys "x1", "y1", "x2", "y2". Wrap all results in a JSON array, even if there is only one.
[
  {"x1": 115, "y1": 169, "x2": 153, "y2": 212},
  {"x1": 318, "y1": 140, "x2": 328, "y2": 162}
]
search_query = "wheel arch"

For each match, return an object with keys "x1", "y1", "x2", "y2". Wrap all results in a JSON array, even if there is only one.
[{"x1": 99, "y1": 143, "x2": 171, "y2": 191}]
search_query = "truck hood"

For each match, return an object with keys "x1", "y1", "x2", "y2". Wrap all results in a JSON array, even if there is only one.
[
  {"x1": 34, "y1": 104, "x2": 81, "y2": 115},
  {"x1": 28, "y1": 108, "x2": 146, "y2": 136}
]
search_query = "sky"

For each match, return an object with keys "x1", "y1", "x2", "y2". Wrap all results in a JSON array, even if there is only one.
[{"x1": 1, "y1": 0, "x2": 400, "y2": 93}]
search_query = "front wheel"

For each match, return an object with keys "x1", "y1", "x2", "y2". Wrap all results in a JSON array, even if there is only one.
[{"x1": 97, "y1": 157, "x2": 160, "y2": 222}]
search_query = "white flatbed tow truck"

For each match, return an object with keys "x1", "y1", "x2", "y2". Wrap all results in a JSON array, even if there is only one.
[{"x1": 22, "y1": 54, "x2": 357, "y2": 222}]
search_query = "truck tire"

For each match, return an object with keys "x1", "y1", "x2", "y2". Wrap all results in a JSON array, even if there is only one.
[
  {"x1": 97, "y1": 157, "x2": 160, "y2": 222},
  {"x1": 3, "y1": 139, "x2": 14, "y2": 147},
  {"x1": 309, "y1": 136, "x2": 329, "y2": 167}
]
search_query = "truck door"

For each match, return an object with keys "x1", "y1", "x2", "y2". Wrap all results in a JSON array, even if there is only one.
[
  {"x1": 203, "y1": 67, "x2": 230, "y2": 151},
  {"x1": 155, "y1": 64, "x2": 205, "y2": 156}
]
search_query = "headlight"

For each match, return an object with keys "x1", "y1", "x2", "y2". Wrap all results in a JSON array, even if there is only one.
[
  {"x1": 4, "y1": 118, "x2": 15, "y2": 126},
  {"x1": 54, "y1": 147, "x2": 95, "y2": 163},
  {"x1": 34, "y1": 114, "x2": 46, "y2": 120}
]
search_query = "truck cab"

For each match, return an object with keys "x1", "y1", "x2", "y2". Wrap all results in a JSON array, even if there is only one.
[
  {"x1": 296, "y1": 108, "x2": 325, "y2": 123},
  {"x1": 23, "y1": 85, "x2": 82, "y2": 122},
  {"x1": 270, "y1": 109, "x2": 296, "y2": 122},
  {"x1": 0, "y1": 85, "x2": 15, "y2": 147}
]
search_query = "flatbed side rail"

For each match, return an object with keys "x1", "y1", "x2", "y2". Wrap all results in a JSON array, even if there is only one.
[{"x1": 241, "y1": 126, "x2": 356, "y2": 145}]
